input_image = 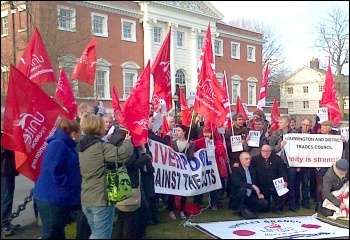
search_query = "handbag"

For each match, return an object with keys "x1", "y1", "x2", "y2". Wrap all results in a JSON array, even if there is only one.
[
  {"x1": 115, "y1": 186, "x2": 141, "y2": 212},
  {"x1": 103, "y1": 143, "x2": 132, "y2": 205},
  {"x1": 116, "y1": 168, "x2": 141, "y2": 212}
]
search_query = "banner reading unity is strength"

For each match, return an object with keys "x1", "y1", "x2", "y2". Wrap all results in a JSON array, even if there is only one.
[{"x1": 148, "y1": 139, "x2": 222, "y2": 196}]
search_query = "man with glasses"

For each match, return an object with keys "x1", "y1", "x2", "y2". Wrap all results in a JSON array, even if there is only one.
[
  {"x1": 295, "y1": 119, "x2": 314, "y2": 209},
  {"x1": 251, "y1": 144, "x2": 289, "y2": 215}
]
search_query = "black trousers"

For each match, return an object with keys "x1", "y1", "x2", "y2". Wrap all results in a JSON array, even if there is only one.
[
  {"x1": 260, "y1": 185, "x2": 287, "y2": 211},
  {"x1": 234, "y1": 187, "x2": 268, "y2": 212}
]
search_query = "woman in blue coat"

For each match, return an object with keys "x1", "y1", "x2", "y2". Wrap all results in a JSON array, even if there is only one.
[{"x1": 33, "y1": 118, "x2": 82, "y2": 239}]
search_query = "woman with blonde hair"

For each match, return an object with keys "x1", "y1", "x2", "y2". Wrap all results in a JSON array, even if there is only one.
[
  {"x1": 77, "y1": 114, "x2": 133, "y2": 239},
  {"x1": 33, "y1": 118, "x2": 82, "y2": 239}
]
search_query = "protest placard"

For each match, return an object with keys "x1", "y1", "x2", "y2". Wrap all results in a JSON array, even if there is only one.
[
  {"x1": 273, "y1": 177, "x2": 289, "y2": 196},
  {"x1": 231, "y1": 135, "x2": 243, "y2": 152},
  {"x1": 247, "y1": 130, "x2": 260, "y2": 147},
  {"x1": 317, "y1": 107, "x2": 328, "y2": 123},
  {"x1": 283, "y1": 133, "x2": 343, "y2": 167},
  {"x1": 340, "y1": 127, "x2": 349, "y2": 142}
]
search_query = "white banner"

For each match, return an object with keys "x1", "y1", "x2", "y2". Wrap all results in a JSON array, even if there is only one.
[
  {"x1": 194, "y1": 215, "x2": 349, "y2": 239},
  {"x1": 148, "y1": 139, "x2": 222, "y2": 196},
  {"x1": 283, "y1": 133, "x2": 343, "y2": 167}
]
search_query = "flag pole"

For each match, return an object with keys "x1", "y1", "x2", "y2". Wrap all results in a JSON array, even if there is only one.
[
  {"x1": 186, "y1": 110, "x2": 195, "y2": 143},
  {"x1": 224, "y1": 70, "x2": 234, "y2": 137}
]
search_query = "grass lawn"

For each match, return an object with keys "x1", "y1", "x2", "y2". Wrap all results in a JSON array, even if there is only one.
[{"x1": 64, "y1": 194, "x2": 349, "y2": 239}]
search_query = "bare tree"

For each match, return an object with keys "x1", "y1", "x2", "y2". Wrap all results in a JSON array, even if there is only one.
[
  {"x1": 227, "y1": 18, "x2": 291, "y2": 85},
  {"x1": 314, "y1": 5, "x2": 349, "y2": 117}
]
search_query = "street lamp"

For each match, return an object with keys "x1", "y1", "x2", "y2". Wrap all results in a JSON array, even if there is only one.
[{"x1": 172, "y1": 94, "x2": 179, "y2": 124}]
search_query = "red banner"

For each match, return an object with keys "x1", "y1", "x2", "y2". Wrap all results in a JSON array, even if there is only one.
[
  {"x1": 193, "y1": 53, "x2": 226, "y2": 127},
  {"x1": 221, "y1": 70, "x2": 232, "y2": 129},
  {"x1": 119, "y1": 60, "x2": 151, "y2": 147},
  {"x1": 269, "y1": 98, "x2": 280, "y2": 133},
  {"x1": 1, "y1": 65, "x2": 70, "y2": 182},
  {"x1": 151, "y1": 29, "x2": 172, "y2": 112},
  {"x1": 179, "y1": 89, "x2": 191, "y2": 126},
  {"x1": 17, "y1": 28, "x2": 56, "y2": 85},
  {"x1": 235, "y1": 96, "x2": 249, "y2": 122},
  {"x1": 256, "y1": 64, "x2": 269, "y2": 110},
  {"x1": 197, "y1": 23, "x2": 215, "y2": 73},
  {"x1": 112, "y1": 86, "x2": 122, "y2": 121},
  {"x1": 71, "y1": 38, "x2": 98, "y2": 85},
  {"x1": 54, "y1": 68, "x2": 77, "y2": 120},
  {"x1": 320, "y1": 59, "x2": 341, "y2": 125}
]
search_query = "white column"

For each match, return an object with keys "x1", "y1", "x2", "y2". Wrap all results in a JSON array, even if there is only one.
[
  {"x1": 190, "y1": 28, "x2": 198, "y2": 91},
  {"x1": 169, "y1": 23, "x2": 176, "y2": 96}
]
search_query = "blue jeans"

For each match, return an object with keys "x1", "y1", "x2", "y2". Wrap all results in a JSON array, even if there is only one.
[
  {"x1": 35, "y1": 198, "x2": 72, "y2": 239},
  {"x1": 82, "y1": 206, "x2": 115, "y2": 239},
  {"x1": 1, "y1": 176, "x2": 15, "y2": 228}
]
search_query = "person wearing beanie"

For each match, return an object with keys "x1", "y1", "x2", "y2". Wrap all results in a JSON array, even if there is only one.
[{"x1": 318, "y1": 159, "x2": 349, "y2": 217}]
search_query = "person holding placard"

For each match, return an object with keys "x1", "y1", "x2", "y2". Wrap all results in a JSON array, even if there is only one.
[
  {"x1": 193, "y1": 124, "x2": 229, "y2": 210},
  {"x1": 251, "y1": 145, "x2": 289, "y2": 215},
  {"x1": 247, "y1": 118, "x2": 269, "y2": 158}
]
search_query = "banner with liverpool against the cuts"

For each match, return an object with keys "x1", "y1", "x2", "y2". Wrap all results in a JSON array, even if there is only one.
[{"x1": 147, "y1": 139, "x2": 222, "y2": 196}]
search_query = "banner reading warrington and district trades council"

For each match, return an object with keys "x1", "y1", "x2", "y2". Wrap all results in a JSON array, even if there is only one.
[
  {"x1": 283, "y1": 133, "x2": 343, "y2": 167},
  {"x1": 147, "y1": 139, "x2": 222, "y2": 196}
]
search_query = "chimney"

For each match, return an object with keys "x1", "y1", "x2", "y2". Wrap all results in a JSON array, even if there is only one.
[{"x1": 310, "y1": 57, "x2": 319, "y2": 69}]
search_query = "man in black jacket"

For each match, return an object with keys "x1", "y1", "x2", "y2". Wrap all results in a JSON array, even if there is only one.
[
  {"x1": 230, "y1": 152, "x2": 268, "y2": 219},
  {"x1": 251, "y1": 144, "x2": 289, "y2": 215},
  {"x1": 1, "y1": 131, "x2": 20, "y2": 236}
]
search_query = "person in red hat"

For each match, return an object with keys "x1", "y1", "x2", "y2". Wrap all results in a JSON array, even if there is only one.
[{"x1": 192, "y1": 122, "x2": 229, "y2": 210}]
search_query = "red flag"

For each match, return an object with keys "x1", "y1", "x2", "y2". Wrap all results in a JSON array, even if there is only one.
[
  {"x1": 221, "y1": 70, "x2": 232, "y2": 129},
  {"x1": 1, "y1": 65, "x2": 70, "y2": 182},
  {"x1": 269, "y1": 98, "x2": 280, "y2": 133},
  {"x1": 119, "y1": 60, "x2": 151, "y2": 147},
  {"x1": 17, "y1": 28, "x2": 56, "y2": 85},
  {"x1": 160, "y1": 115, "x2": 170, "y2": 138},
  {"x1": 151, "y1": 29, "x2": 172, "y2": 112},
  {"x1": 179, "y1": 89, "x2": 191, "y2": 126},
  {"x1": 193, "y1": 53, "x2": 226, "y2": 127},
  {"x1": 320, "y1": 59, "x2": 342, "y2": 125},
  {"x1": 71, "y1": 38, "x2": 98, "y2": 85},
  {"x1": 111, "y1": 86, "x2": 122, "y2": 121},
  {"x1": 235, "y1": 96, "x2": 249, "y2": 122},
  {"x1": 198, "y1": 23, "x2": 215, "y2": 73},
  {"x1": 256, "y1": 64, "x2": 269, "y2": 110},
  {"x1": 54, "y1": 68, "x2": 77, "y2": 120}
]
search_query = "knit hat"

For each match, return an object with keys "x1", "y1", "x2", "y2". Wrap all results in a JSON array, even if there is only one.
[
  {"x1": 336, "y1": 159, "x2": 349, "y2": 171},
  {"x1": 202, "y1": 120, "x2": 212, "y2": 133}
]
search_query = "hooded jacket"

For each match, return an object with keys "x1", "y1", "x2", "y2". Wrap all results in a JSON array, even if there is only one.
[
  {"x1": 77, "y1": 134, "x2": 133, "y2": 206},
  {"x1": 33, "y1": 128, "x2": 81, "y2": 206}
]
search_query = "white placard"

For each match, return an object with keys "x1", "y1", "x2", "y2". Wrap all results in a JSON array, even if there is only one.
[
  {"x1": 273, "y1": 177, "x2": 289, "y2": 196},
  {"x1": 205, "y1": 139, "x2": 215, "y2": 157},
  {"x1": 187, "y1": 91, "x2": 196, "y2": 106},
  {"x1": 340, "y1": 127, "x2": 349, "y2": 142},
  {"x1": 152, "y1": 112, "x2": 163, "y2": 133},
  {"x1": 247, "y1": 130, "x2": 260, "y2": 147},
  {"x1": 283, "y1": 133, "x2": 343, "y2": 167},
  {"x1": 172, "y1": 127, "x2": 178, "y2": 140},
  {"x1": 317, "y1": 107, "x2": 328, "y2": 123},
  {"x1": 230, "y1": 135, "x2": 243, "y2": 152},
  {"x1": 159, "y1": 99, "x2": 167, "y2": 114}
]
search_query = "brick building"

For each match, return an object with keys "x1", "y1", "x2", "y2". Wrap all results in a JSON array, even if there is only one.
[{"x1": 1, "y1": 1, "x2": 265, "y2": 115}]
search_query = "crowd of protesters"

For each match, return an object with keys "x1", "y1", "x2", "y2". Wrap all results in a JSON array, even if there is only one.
[{"x1": 1, "y1": 103, "x2": 349, "y2": 238}]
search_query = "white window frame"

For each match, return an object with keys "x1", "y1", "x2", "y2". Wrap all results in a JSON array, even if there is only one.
[
  {"x1": 231, "y1": 75, "x2": 243, "y2": 104},
  {"x1": 17, "y1": 4, "x2": 27, "y2": 32},
  {"x1": 197, "y1": 35, "x2": 204, "y2": 51},
  {"x1": 176, "y1": 31, "x2": 185, "y2": 49},
  {"x1": 121, "y1": 62, "x2": 140, "y2": 99},
  {"x1": 153, "y1": 26, "x2": 162, "y2": 44},
  {"x1": 91, "y1": 12, "x2": 108, "y2": 38},
  {"x1": 95, "y1": 66, "x2": 110, "y2": 99},
  {"x1": 287, "y1": 87, "x2": 293, "y2": 94},
  {"x1": 319, "y1": 85, "x2": 324, "y2": 92},
  {"x1": 121, "y1": 18, "x2": 136, "y2": 42},
  {"x1": 58, "y1": 54, "x2": 79, "y2": 98},
  {"x1": 1, "y1": 10, "x2": 9, "y2": 37},
  {"x1": 247, "y1": 45, "x2": 256, "y2": 62},
  {"x1": 287, "y1": 102, "x2": 293, "y2": 109},
  {"x1": 214, "y1": 39, "x2": 223, "y2": 56},
  {"x1": 231, "y1": 41, "x2": 240, "y2": 59},
  {"x1": 57, "y1": 5, "x2": 76, "y2": 32},
  {"x1": 247, "y1": 77, "x2": 258, "y2": 106},
  {"x1": 303, "y1": 101, "x2": 309, "y2": 109},
  {"x1": 303, "y1": 86, "x2": 309, "y2": 93}
]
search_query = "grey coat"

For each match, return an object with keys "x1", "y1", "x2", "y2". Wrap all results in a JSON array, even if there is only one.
[
  {"x1": 78, "y1": 136, "x2": 133, "y2": 207},
  {"x1": 322, "y1": 166, "x2": 348, "y2": 207}
]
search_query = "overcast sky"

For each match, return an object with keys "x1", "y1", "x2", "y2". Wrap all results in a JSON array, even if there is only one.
[{"x1": 210, "y1": 1, "x2": 349, "y2": 74}]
